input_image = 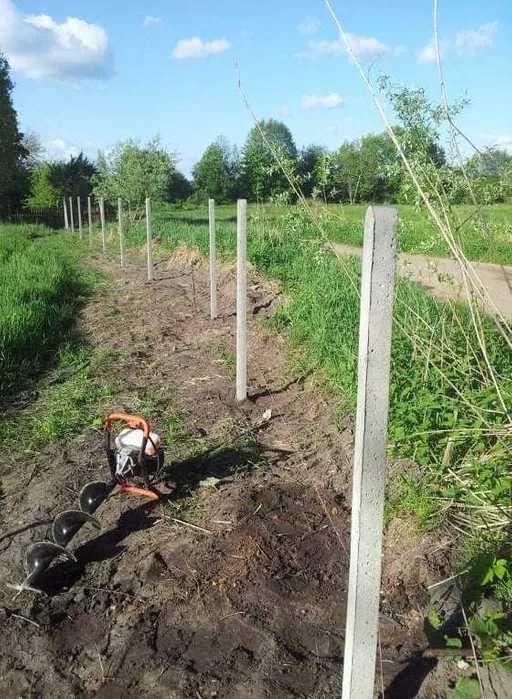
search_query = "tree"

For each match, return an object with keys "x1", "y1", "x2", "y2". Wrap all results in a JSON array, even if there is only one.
[
  {"x1": 330, "y1": 142, "x2": 364, "y2": 204},
  {"x1": 297, "y1": 145, "x2": 327, "y2": 199},
  {"x1": 48, "y1": 153, "x2": 96, "y2": 199},
  {"x1": 167, "y1": 170, "x2": 194, "y2": 202},
  {"x1": 0, "y1": 53, "x2": 28, "y2": 214},
  {"x1": 22, "y1": 131, "x2": 44, "y2": 168},
  {"x1": 25, "y1": 163, "x2": 59, "y2": 209},
  {"x1": 93, "y1": 138, "x2": 176, "y2": 213},
  {"x1": 467, "y1": 148, "x2": 512, "y2": 178},
  {"x1": 193, "y1": 137, "x2": 240, "y2": 201},
  {"x1": 242, "y1": 119, "x2": 297, "y2": 201}
]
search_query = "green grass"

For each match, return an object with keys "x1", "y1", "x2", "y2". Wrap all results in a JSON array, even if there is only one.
[
  {"x1": 0, "y1": 344, "x2": 122, "y2": 450},
  {"x1": 0, "y1": 223, "x2": 91, "y2": 395},
  {"x1": 135, "y1": 201, "x2": 512, "y2": 267}
]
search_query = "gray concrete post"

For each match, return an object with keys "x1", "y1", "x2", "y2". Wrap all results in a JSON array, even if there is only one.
[
  {"x1": 341, "y1": 206, "x2": 397, "y2": 699},
  {"x1": 87, "y1": 196, "x2": 92, "y2": 247},
  {"x1": 236, "y1": 199, "x2": 247, "y2": 401},
  {"x1": 209, "y1": 198, "x2": 218, "y2": 319},
  {"x1": 118, "y1": 197, "x2": 125, "y2": 267},
  {"x1": 77, "y1": 197, "x2": 83, "y2": 240},
  {"x1": 100, "y1": 197, "x2": 106, "y2": 253},
  {"x1": 63, "y1": 198, "x2": 69, "y2": 230},
  {"x1": 69, "y1": 196, "x2": 75, "y2": 233},
  {"x1": 146, "y1": 197, "x2": 153, "y2": 281}
]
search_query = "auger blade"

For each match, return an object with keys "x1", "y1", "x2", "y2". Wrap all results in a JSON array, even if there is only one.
[
  {"x1": 24, "y1": 541, "x2": 77, "y2": 582},
  {"x1": 52, "y1": 510, "x2": 101, "y2": 547},
  {"x1": 79, "y1": 481, "x2": 110, "y2": 515}
]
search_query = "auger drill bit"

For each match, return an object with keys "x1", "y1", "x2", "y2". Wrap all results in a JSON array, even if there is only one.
[
  {"x1": 52, "y1": 510, "x2": 101, "y2": 547},
  {"x1": 79, "y1": 480, "x2": 112, "y2": 515},
  {"x1": 23, "y1": 541, "x2": 77, "y2": 587}
]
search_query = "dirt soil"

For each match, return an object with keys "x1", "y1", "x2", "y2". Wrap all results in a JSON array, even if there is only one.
[
  {"x1": 331, "y1": 242, "x2": 512, "y2": 319},
  {"x1": 0, "y1": 247, "x2": 458, "y2": 697}
]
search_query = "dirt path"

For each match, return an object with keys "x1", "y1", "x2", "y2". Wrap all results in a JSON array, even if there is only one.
[
  {"x1": 331, "y1": 242, "x2": 512, "y2": 318},
  {"x1": 0, "y1": 248, "x2": 464, "y2": 697}
]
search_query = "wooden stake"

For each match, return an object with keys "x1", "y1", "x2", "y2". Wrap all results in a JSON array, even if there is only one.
[
  {"x1": 118, "y1": 197, "x2": 125, "y2": 267},
  {"x1": 342, "y1": 206, "x2": 397, "y2": 699},
  {"x1": 236, "y1": 199, "x2": 247, "y2": 402},
  {"x1": 146, "y1": 197, "x2": 153, "y2": 281},
  {"x1": 77, "y1": 196, "x2": 83, "y2": 241},
  {"x1": 69, "y1": 196, "x2": 75, "y2": 233},
  {"x1": 99, "y1": 197, "x2": 106, "y2": 253},
  {"x1": 209, "y1": 198, "x2": 217, "y2": 319},
  {"x1": 63, "y1": 198, "x2": 69, "y2": 230},
  {"x1": 87, "y1": 196, "x2": 92, "y2": 247}
]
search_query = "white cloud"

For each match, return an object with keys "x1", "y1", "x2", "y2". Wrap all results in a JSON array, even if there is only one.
[
  {"x1": 456, "y1": 22, "x2": 498, "y2": 55},
  {"x1": 480, "y1": 134, "x2": 512, "y2": 154},
  {"x1": 302, "y1": 93, "x2": 344, "y2": 110},
  {"x1": 143, "y1": 16, "x2": 162, "y2": 28},
  {"x1": 172, "y1": 37, "x2": 230, "y2": 60},
  {"x1": 45, "y1": 138, "x2": 80, "y2": 161},
  {"x1": 417, "y1": 39, "x2": 447, "y2": 64},
  {"x1": 301, "y1": 33, "x2": 401, "y2": 60},
  {"x1": 0, "y1": 0, "x2": 112, "y2": 80},
  {"x1": 418, "y1": 22, "x2": 498, "y2": 64},
  {"x1": 297, "y1": 17, "x2": 320, "y2": 35}
]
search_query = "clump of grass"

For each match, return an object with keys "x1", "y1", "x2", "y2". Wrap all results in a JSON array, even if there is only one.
[
  {"x1": 0, "y1": 224, "x2": 91, "y2": 395},
  {"x1": 0, "y1": 345, "x2": 122, "y2": 450}
]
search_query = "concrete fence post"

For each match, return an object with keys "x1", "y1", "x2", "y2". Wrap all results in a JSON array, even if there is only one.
[
  {"x1": 77, "y1": 197, "x2": 83, "y2": 241},
  {"x1": 99, "y1": 197, "x2": 106, "y2": 253},
  {"x1": 63, "y1": 198, "x2": 69, "y2": 230},
  {"x1": 69, "y1": 196, "x2": 75, "y2": 233},
  {"x1": 87, "y1": 196, "x2": 92, "y2": 247},
  {"x1": 209, "y1": 198, "x2": 218, "y2": 319},
  {"x1": 118, "y1": 197, "x2": 125, "y2": 267},
  {"x1": 341, "y1": 206, "x2": 397, "y2": 699},
  {"x1": 146, "y1": 197, "x2": 153, "y2": 281},
  {"x1": 236, "y1": 199, "x2": 248, "y2": 402}
]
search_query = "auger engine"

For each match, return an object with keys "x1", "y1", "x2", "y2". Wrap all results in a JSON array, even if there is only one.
[{"x1": 14, "y1": 413, "x2": 164, "y2": 595}]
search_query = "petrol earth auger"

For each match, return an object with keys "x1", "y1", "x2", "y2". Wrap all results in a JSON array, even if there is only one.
[{"x1": 14, "y1": 412, "x2": 164, "y2": 594}]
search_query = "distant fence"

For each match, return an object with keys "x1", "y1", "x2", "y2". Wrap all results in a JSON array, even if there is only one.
[{"x1": 3, "y1": 202, "x2": 115, "y2": 230}]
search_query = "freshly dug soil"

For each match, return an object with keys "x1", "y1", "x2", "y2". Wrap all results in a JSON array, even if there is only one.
[{"x1": 0, "y1": 247, "x2": 449, "y2": 697}]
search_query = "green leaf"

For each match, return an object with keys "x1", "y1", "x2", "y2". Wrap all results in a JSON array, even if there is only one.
[
  {"x1": 445, "y1": 636, "x2": 463, "y2": 649},
  {"x1": 448, "y1": 677, "x2": 481, "y2": 699}
]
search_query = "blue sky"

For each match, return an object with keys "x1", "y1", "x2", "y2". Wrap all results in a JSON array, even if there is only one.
[{"x1": 1, "y1": 0, "x2": 510, "y2": 175}]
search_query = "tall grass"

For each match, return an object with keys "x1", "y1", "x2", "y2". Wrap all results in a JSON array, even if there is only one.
[{"x1": 0, "y1": 224, "x2": 88, "y2": 395}]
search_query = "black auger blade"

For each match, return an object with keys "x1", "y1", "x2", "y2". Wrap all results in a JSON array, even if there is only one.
[
  {"x1": 79, "y1": 481, "x2": 111, "y2": 515},
  {"x1": 24, "y1": 541, "x2": 77, "y2": 583},
  {"x1": 52, "y1": 510, "x2": 101, "y2": 547}
]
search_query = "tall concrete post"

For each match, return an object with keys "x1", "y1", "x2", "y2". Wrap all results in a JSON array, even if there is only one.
[
  {"x1": 87, "y1": 196, "x2": 92, "y2": 247},
  {"x1": 69, "y1": 196, "x2": 75, "y2": 233},
  {"x1": 77, "y1": 197, "x2": 83, "y2": 241},
  {"x1": 209, "y1": 198, "x2": 218, "y2": 319},
  {"x1": 99, "y1": 197, "x2": 106, "y2": 253},
  {"x1": 118, "y1": 197, "x2": 125, "y2": 267},
  {"x1": 342, "y1": 206, "x2": 397, "y2": 699},
  {"x1": 146, "y1": 197, "x2": 153, "y2": 281},
  {"x1": 236, "y1": 199, "x2": 247, "y2": 402}
]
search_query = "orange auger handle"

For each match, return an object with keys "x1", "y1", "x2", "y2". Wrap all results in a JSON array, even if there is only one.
[
  {"x1": 117, "y1": 484, "x2": 160, "y2": 501},
  {"x1": 104, "y1": 412, "x2": 150, "y2": 438}
]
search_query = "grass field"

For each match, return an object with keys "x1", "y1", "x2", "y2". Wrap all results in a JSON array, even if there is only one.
[
  {"x1": 156, "y1": 201, "x2": 512, "y2": 266},
  {"x1": 0, "y1": 224, "x2": 90, "y2": 396}
]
